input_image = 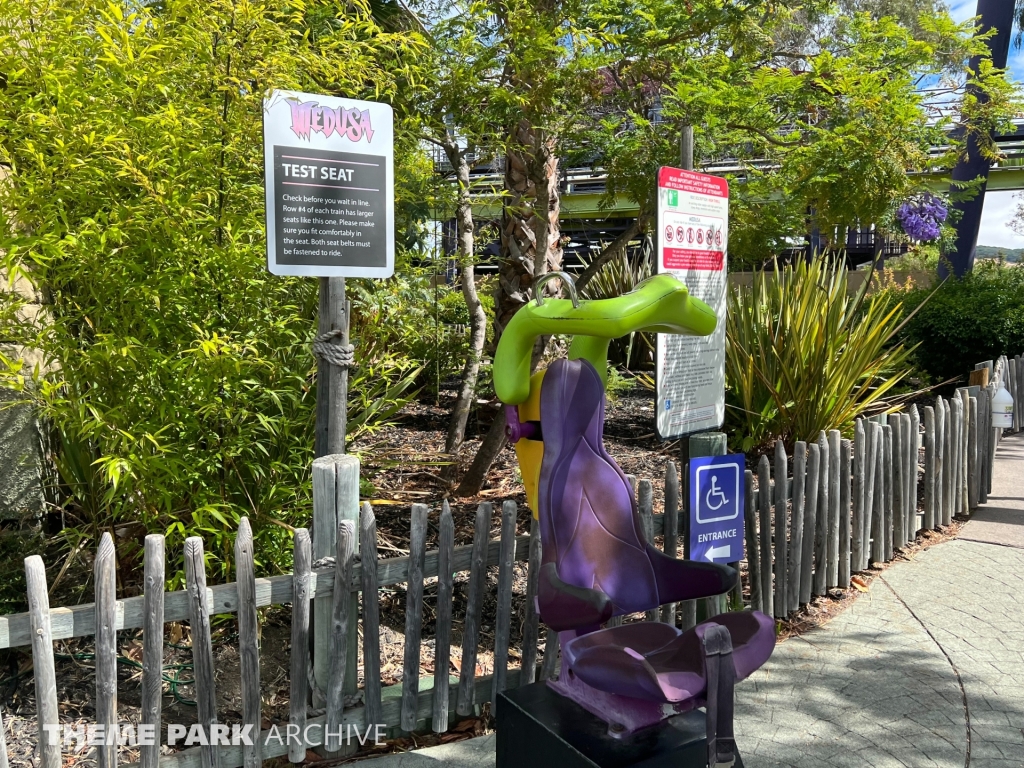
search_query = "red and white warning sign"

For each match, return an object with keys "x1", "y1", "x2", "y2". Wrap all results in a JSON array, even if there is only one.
[{"x1": 655, "y1": 167, "x2": 728, "y2": 439}]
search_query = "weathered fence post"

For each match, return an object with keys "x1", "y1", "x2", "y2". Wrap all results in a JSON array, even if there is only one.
[
  {"x1": 540, "y1": 630, "x2": 560, "y2": 681},
  {"x1": 326, "y1": 520, "x2": 357, "y2": 751},
  {"x1": 312, "y1": 454, "x2": 360, "y2": 706},
  {"x1": 827, "y1": 429, "x2": 841, "y2": 587},
  {"x1": 851, "y1": 420, "x2": 865, "y2": 574},
  {"x1": 979, "y1": 387, "x2": 990, "y2": 504},
  {"x1": 773, "y1": 441, "x2": 789, "y2": 617},
  {"x1": 814, "y1": 432, "x2": 829, "y2": 596},
  {"x1": 935, "y1": 398, "x2": 946, "y2": 526},
  {"x1": 521, "y1": 514, "x2": 543, "y2": 683},
  {"x1": 360, "y1": 504, "x2": 383, "y2": 729},
  {"x1": 235, "y1": 518, "x2": 262, "y2": 767},
  {"x1": 680, "y1": 460, "x2": 697, "y2": 628},
  {"x1": 870, "y1": 422, "x2": 885, "y2": 564},
  {"x1": 743, "y1": 468, "x2": 761, "y2": 613},
  {"x1": 883, "y1": 423, "x2": 894, "y2": 561},
  {"x1": 968, "y1": 397, "x2": 980, "y2": 511},
  {"x1": 184, "y1": 536, "x2": 220, "y2": 768},
  {"x1": 801, "y1": 444, "x2": 819, "y2": 605},
  {"x1": 457, "y1": 504, "x2": 491, "y2": 715},
  {"x1": 662, "y1": 462, "x2": 680, "y2": 625},
  {"x1": 863, "y1": 422, "x2": 880, "y2": 568},
  {"x1": 958, "y1": 388, "x2": 970, "y2": 514},
  {"x1": 952, "y1": 394, "x2": 964, "y2": 518},
  {"x1": 401, "y1": 505, "x2": 428, "y2": 732},
  {"x1": 788, "y1": 442, "x2": 806, "y2": 614},
  {"x1": 890, "y1": 414, "x2": 905, "y2": 550},
  {"x1": 839, "y1": 439, "x2": 852, "y2": 588},
  {"x1": 492, "y1": 501, "x2": 518, "y2": 700},
  {"x1": 25, "y1": 556, "x2": 59, "y2": 768},
  {"x1": 924, "y1": 406, "x2": 936, "y2": 529},
  {"x1": 639, "y1": 481, "x2": 660, "y2": 621},
  {"x1": 433, "y1": 502, "x2": 455, "y2": 732},
  {"x1": 944, "y1": 397, "x2": 955, "y2": 525},
  {"x1": 95, "y1": 532, "x2": 117, "y2": 768},
  {"x1": 1009, "y1": 358, "x2": 1018, "y2": 432},
  {"x1": 911, "y1": 407, "x2": 921, "y2": 533},
  {"x1": 290, "y1": 529, "x2": 312, "y2": 764},
  {"x1": 901, "y1": 411, "x2": 913, "y2": 544},
  {"x1": 986, "y1": 381, "x2": 998, "y2": 497},
  {"x1": 757, "y1": 455, "x2": 774, "y2": 616},
  {"x1": 141, "y1": 534, "x2": 165, "y2": 768},
  {"x1": 950, "y1": 394, "x2": 961, "y2": 519}
]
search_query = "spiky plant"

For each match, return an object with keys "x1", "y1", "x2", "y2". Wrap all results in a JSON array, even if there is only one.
[{"x1": 725, "y1": 259, "x2": 916, "y2": 452}]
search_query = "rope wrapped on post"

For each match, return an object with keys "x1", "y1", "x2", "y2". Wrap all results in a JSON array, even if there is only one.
[{"x1": 313, "y1": 328, "x2": 355, "y2": 369}]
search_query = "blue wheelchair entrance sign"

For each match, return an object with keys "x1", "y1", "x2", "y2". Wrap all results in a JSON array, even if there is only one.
[{"x1": 689, "y1": 454, "x2": 745, "y2": 564}]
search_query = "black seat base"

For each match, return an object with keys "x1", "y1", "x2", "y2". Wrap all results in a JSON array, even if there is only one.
[{"x1": 496, "y1": 681, "x2": 744, "y2": 768}]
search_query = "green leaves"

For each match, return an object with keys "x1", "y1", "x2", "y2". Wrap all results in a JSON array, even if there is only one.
[
  {"x1": 899, "y1": 260, "x2": 1024, "y2": 384},
  {"x1": 571, "y1": 1, "x2": 1022, "y2": 267},
  {"x1": 0, "y1": 0, "x2": 421, "y2": 583},
  {"x1": 725, "y1": 260, "x2": 915, "y2": 452}
]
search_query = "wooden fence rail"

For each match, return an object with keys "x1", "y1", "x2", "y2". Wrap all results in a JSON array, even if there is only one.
[{"x1": 7, "y1": 354, "x2": 1021, "y2": 768}]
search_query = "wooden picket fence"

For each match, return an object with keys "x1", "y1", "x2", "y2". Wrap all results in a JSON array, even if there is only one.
[
  {"x1": 746, "y1": 353, "x2": 1023, "y2": 618},
  {"x1": 2, "y1": 353, "x2": 1021, "y2": 768},
  {"x1": 1, "y1": 456, "x2": 700, "y2": 768}
]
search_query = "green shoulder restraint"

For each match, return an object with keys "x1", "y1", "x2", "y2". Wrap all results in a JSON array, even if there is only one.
[{"x1": 493, "y1": 272, "x2": 717, "y2": 405}]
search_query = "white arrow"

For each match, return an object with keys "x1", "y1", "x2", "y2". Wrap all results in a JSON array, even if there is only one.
[{"x1": 705, "y1": 544, "x2": 731, "y2": 561}]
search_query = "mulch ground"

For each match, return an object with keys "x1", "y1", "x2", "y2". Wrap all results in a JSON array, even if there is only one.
[{"x1": 0, "y1": 384, "x2": 969, "y2": 765}]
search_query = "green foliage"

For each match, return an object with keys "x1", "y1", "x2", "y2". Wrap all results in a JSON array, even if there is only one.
[
  {"x1": 725, "y1": 260, "x2": 915, "y2": 451},
  {"x1": 574, "y1": 0, "x2": 1021, "y2": 263},
  {"x1": 0, "y1": 0, "x2": 421, "y2": 584},
  {"x1": 603, "y1": 366, "x2": 634, "y2": 402},
  {"x1": 349, "y1": 270, "x2": 475, "y2": 393},
  {"x1": 678, "y1": 11, "x2": 1021, "y2": 266},
  {"x1": 899, "y1": 261, "x2": 1024, "y2": 384}
]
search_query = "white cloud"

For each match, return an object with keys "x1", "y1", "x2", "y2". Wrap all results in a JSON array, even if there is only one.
[
  {"x1": 978, "y1": 191, "x2": 1024, "y2": 249},
  {"x1": 948, "y1": 0, "x2": 976, "y2": 23}
]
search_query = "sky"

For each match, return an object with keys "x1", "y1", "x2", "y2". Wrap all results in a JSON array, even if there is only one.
[{"x1": 951, "y1": 1, "x2": 1024, "y2": 249}]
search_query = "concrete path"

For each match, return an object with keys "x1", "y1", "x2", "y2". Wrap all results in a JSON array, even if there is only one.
[
  {"x1": 960, "y1": 432, "x2": 1024, "y2": 549},
  {"x1": 359, "y1": 434, "x2": 1024, "y2": 768}
]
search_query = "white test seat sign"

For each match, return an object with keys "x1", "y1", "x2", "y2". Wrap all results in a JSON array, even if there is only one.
[{"x1": 263, "y1": 89, "x2": 394, "y2": 278}]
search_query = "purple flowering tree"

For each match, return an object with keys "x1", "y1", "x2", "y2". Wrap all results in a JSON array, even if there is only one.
[{"x1": 896, "y1": 193, "x2": 948, "y2": 242}]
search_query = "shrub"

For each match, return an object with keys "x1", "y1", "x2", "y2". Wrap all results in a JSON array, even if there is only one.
[
  {"x1": 900, "y1": 261, "x2": 1024, "y2": 384},
  {"x1": 725, "y1": 259, "x2": 914, "y2": 452},
  {"x1": 0, "y1": 0, "x2": 419, "y2": 584},
  {"x1": 348, "y1": 270, "x2": 477, "y2": 396}
]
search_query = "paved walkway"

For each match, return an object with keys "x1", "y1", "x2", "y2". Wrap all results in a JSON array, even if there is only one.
[{"x1": 362, "y1": 434, "x2": 1024, "y2": 768}]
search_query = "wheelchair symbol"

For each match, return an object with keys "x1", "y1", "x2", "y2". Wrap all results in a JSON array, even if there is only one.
[
  {"x1": 695, "y1": 464, "x2": 741, "y2": 524},
  {"x1": 705, "y1": 477, "x2": 728, "y2": 510}
]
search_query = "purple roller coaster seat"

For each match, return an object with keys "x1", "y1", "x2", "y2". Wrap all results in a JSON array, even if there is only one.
[{"x1": 535, "y1": 357, "x2": 775, "y2": 737}]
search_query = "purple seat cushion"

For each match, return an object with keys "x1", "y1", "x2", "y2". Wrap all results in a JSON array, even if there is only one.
[{"x1": 564, "y1": 611, "x2": 776, "y2": 703}]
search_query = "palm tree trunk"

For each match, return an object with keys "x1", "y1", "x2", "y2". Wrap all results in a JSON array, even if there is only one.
[
  {"x1": 456, "y1": 120, "x2": 562, "y2": 497},
  {"x1": 493, "y1": 119, "x2": 562, "y2": 337}
]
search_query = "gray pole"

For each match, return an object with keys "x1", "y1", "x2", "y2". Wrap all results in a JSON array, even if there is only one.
[{"x1": 681, "y1": 125, "x2": 694, "y2": 172}]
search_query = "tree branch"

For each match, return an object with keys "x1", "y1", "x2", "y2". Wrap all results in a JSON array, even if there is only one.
[{"x1": 728, "y1": 123, "x2": 806, "y2": 147}]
